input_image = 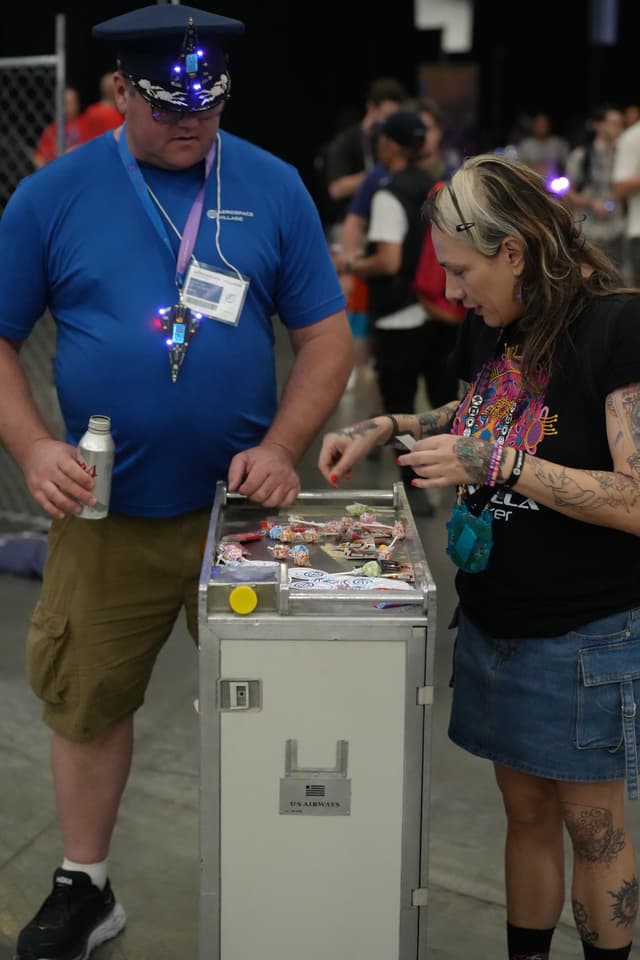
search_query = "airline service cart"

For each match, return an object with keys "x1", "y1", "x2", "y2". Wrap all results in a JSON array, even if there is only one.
[{"x1": 198, "y1": 481, "x2": 437, "y2": 960}]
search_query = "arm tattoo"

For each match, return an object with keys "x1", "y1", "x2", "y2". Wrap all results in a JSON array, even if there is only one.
[
  {"x1": 417, "y1": 401, "x2": 459, "y2": 439},
  {"x1": 617, "y1": 386, "x2": 640, "y2": 476},
  {"x1": 529, "y1": 458, "x2": 640, "y2": 514},
  {"x1": 608, "y1": 875, "x2": 638, "y2": 928},
  {"x1": 336, "y1": 419, "x2": 380, "y2": 442},
  {"x1": 562, "y1": 802, "x2": 626, "y2": 864},
  {"x1": 572, "y1": 900, "x2": 599, "y2": 943},
  {"x1": 452, "y1": 437, "x2": 493, "y2": 485}
]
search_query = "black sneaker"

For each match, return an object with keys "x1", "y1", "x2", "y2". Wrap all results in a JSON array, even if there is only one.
[{"x1": 15, "y1": 868, "x2": 126, "y2": 960}]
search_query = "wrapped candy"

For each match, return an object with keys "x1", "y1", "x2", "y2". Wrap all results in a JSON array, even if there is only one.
[
  {"x1": 377, "y1": 543, "x2": 396, "y2": 562},
  {"x1": 345, "y1": 502, "x2": 368, "y2": 516},
  {"x1": 392, "y1": 520, "x2": 406, "y2": 539},
  {"x1": 269, "y1": 543, "x2": 290, "y2": 560},
  {"x1": 217, "y1": 542, "x2": 245, "y2": 563},
  {"x1": 268, "y1": 524, "x2": 295, "y2": 542},
  {"x1": 290, "y1": 544, "x2": 310, "y2": 566}
]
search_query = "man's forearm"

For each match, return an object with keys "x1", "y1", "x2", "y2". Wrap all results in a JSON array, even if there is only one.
[
  {"x1": 0, "y1": 337, "x2": 52, "y2": 468},
  {"x1": 264, "y1": 318, "x2": 353, "y2": 462}
]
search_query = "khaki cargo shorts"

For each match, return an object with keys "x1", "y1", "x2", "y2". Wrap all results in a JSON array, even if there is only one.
[{"x1": 27, "y1": 508, "x2": 210, "y2": 742}]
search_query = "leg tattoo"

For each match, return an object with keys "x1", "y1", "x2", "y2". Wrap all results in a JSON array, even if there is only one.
[{"x1": 572, "y1": 899, "x2": 599, "y2": 944}]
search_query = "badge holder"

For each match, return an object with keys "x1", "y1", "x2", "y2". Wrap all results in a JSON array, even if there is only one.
[
  {"x1": 181, "y1": 261, "x2": 249, "y2": 327},
  {"x1": 446, "y1": 485, "x2": 495, "y2": 574}
]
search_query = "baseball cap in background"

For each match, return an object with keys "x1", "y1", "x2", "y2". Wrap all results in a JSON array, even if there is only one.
[
  {"x1": 92, "y1": 3, "x2": 245, "y2": 114},
  {"x1": 379, "y1": 110, "x2": 427, "y2": 148}
]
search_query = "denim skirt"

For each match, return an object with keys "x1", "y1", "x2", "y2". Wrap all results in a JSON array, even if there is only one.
[{"x1": 448, "y1": 607, "x2": 640, "y2": 799}]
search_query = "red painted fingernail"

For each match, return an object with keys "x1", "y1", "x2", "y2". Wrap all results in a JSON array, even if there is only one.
[
  {"x1": 411, "y1": 479, "x2": 418, "y2": 486},
  {"x1": 396, "y1": 458, "x2": 402, "y2": 465},
  {"x1": 330, "y1": 473, "x2": 338, "y2": 485}
]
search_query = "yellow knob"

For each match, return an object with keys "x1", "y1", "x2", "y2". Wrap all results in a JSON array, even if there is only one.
[{"x1": 229, "y1": 585, "x2": 258, "y2": 615}]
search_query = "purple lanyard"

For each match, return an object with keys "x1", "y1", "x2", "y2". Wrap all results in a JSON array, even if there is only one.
[{"x1": 117, "y1": 124, "x2": 217, "y2": 287}]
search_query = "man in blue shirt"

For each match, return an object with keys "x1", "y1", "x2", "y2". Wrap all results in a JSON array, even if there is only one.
[{"x1": 0, "y1": 6, "x2": 352, "y2": 958}]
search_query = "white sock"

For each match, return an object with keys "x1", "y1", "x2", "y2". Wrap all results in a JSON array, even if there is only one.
[{"x1": 61, "y1": 857, "x2": 108, "y2": 890}]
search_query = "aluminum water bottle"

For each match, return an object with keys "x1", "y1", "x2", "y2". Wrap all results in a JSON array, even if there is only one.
[{"x1": 76, "y1": 415, "x2": 115, "y2": 520}]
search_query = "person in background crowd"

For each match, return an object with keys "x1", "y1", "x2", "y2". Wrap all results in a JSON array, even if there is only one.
[
  {"x1": 333, "y1": 110, "x2": 436, "y2": 515},
  {"x1": 613, "y1": 107, "x2": 640, "y2": 285},
  {"x1": 81, "y1": 72, "x2": 124, "y2": 140},
  {"x1": 0, "y1": 5, "x2": 352, "y2": 959},
  {"x1": 33, "y1": 86, "x2": 85, "y2": 168},
  {"x1": 517, "y1": 111, "x2": 569, "y2": 181},
  {"x1": 320, "y1": 153, "x2": 640, "y2": 960},
  {"x1": 565, "y1": 103, "x2": 625, "y2": 268},
  {"x1": 337, "y1": 96, "x2": 458, "y2": 394},
  {"x1": 623, "y1": 104, "x2": 640, "y2": 130},
  {"x1": 323, "y1": 75, "x2": 407, "y2": 242}
]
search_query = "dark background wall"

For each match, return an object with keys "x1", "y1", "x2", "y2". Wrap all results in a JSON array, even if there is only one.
[{"x1": 3, "y1": 1, "x2": 640, "y2": 208}]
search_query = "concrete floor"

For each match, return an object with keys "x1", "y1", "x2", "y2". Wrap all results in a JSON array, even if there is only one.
[{"x1": 1, "y1": 345, "x2": 639, "y2": 959}]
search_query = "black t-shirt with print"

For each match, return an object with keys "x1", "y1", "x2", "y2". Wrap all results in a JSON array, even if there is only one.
[{"x1": 452, "y1": 294, "x2": 640, "y2": 638}]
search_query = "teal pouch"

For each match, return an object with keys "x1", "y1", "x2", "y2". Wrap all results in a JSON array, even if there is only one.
[{"x1": 446, "y1": 498, "x2": 494, "y2": 573}]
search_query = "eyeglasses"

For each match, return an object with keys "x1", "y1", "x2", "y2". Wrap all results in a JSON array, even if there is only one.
[
  {"x1": 447, "y1": 181, "x2": 475, "y2": 232},
  {"x1": 149, "y1": 102, "x2": 223, "y2": 125}
]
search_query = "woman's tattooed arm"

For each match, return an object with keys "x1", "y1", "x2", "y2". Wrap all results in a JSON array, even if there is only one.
[{"x1": 416, "y1": 401, "x2": 460, "y2": 439}]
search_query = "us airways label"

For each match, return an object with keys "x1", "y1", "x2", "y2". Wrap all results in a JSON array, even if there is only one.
[{"x1": 279, "y1": 778, "x2": 351, "y2": 816}]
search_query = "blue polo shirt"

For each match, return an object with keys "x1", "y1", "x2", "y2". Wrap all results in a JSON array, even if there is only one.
[{"x1": 0, "y1": 130, "x2": 345, "y2": 516}]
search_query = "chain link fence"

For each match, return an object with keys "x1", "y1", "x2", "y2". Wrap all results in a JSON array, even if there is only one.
[{"x1": 0, "y1": 16, "x2": 65, "y2": 532}]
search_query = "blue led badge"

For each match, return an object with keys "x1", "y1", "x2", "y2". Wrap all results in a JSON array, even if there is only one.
[{"x1": 172, "y1": 322, "x2": 186, "y2": 344}]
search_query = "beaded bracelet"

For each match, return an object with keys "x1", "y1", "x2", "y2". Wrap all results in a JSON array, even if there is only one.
[{"x1": 486, "y1": 441, "x2": 502, "y2": 487}]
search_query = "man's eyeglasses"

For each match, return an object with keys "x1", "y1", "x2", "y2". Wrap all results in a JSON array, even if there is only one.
[
  {"x1": 447, "y1": 182, "x2": 475, "y2": 232},
  {"x1": 149, "y1": 102, "x2": 222, "y2": 125}
]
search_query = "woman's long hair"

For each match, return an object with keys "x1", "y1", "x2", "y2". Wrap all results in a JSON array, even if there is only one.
[{"x1": 423, "y1": 154, "x2": 628, "y2": 391}]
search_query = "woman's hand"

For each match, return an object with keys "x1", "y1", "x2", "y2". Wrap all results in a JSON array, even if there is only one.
[
  {"x1": 318, "y1": 417, "x2": 391, "y2": 485},
  {"x1": 398, "y1": 435, "x2": 514, "y2": 489}
]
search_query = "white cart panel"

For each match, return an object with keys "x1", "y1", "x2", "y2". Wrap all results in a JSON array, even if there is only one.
[{"x1": 219, "y1": 638, "x2": 406, "y2": 959}]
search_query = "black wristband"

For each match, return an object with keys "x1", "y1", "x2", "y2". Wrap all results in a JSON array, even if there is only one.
[
  {"x1": 384, "y1": 414, "x2": 400, "y2": 445},
  {"x1": 503, "y1": 448, "x2": 525, "y2": 487}
]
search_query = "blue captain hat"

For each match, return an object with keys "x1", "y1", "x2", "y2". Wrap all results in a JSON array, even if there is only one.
[{"x1": 92, "y1": 4, "x2": 245, "y2": 114}]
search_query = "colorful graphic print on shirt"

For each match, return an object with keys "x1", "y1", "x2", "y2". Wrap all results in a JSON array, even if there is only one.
[{"x1": 452, "y1": 342, "x2": 559, "y2": 454}]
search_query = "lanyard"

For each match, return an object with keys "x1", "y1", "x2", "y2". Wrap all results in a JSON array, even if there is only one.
[{"x1": 117, "y1": 124, "x2": 217, "y2": 287}]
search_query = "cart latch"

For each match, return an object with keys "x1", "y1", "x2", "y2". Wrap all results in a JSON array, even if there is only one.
[{"x1": 412, "y1": 888, "x2": 429, "y2": 907}]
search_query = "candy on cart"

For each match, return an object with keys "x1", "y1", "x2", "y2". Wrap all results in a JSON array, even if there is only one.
[
  {"x1": 290, "y1": 544, "x2": 310, "y2": 566},
  {"x1": 392, "y1": 520, "x2": 406, "y2": 539},
  {"x1": 377, "y1": 542, "x2": 396, "y2": 561},
  {"x1": 377, "y1": 531, "x2": 403, "y2": 561},
  {"x1": 269, "y1": 543, "x2": 291, "y2": 560},
  {"x1": 344, "y1": 541, "x2": 378, "y2": 560},
  {"x1": 267, "y1": 524, "x2": 295, "y2": 542},
  {"x1": 328, "y1": 559, "x2": 382, "y2": 578},
  {"x1": 216, "y1": 542, "x2": 246, "y2": 563},
  {"x1": 345, "y1": 502, "x2": 369, "y2": 516}
]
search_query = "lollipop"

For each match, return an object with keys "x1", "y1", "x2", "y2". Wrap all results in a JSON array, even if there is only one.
[
  {"x1": 345, "y1": 502, "x2": 368, "y2": 516},
  {"x1": 269, "y1": 543, "x2": 290, "y2": 560},
  {"x1": 216, "y1": 542, "x2": 245, "y2": 563},
  {"x1": 290, "y1": 544, "x2": 310, "y2": 566},
  {"x1": 328, "y1": 560, "x2": 381, "y2": 578}
]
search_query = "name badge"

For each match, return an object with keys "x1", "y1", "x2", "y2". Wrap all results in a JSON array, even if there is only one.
[{"x1": 181, "y1": 261, "x2": 249, "y2": 327}]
